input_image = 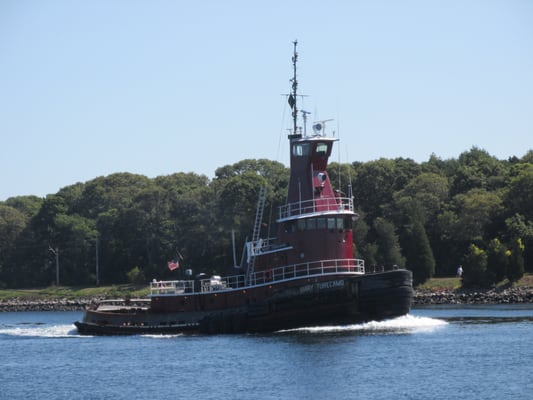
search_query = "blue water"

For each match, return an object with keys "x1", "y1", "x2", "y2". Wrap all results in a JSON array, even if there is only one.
[{"x1": 1, "y1": 305, "x2": 532, "y2": 400}]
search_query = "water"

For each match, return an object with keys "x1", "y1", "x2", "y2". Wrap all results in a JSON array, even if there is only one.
[{"x1": 1, "y1": 305, "x2": 532, "y2": 400}]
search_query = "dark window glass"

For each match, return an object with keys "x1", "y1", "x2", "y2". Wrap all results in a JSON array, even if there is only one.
[
  {"x1": 316, "y1": 143, "x2": 328, "y2": 155},
  {"x1": 293, "y1": 143, "x2": 311, "y2": 156}
]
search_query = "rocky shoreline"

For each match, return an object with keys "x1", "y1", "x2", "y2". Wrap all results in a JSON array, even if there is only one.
[
  {"x1": 0, "y1": 297, "x2": 100, "y2": 312},
  {"x1": 1, "y1": 287, "x2": 532, "y2": 312},
  {"x1": 413, "y1": 286, "x2": 533, "y2": 305}
]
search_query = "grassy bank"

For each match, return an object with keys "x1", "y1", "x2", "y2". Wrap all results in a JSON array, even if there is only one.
[
  {"x1": 0, "y1": 284, "x2": 150, "y2": 301},
  {"x1": 1, "y1": 274, "x2": 531, "y2": 301},
  {"x1": 416, "y1": 273, "x2": 533, "y2": 291}
]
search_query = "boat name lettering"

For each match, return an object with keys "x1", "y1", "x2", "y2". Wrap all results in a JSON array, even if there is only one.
[
  {"x1": 299, "y1": 285, "x2": 313, "y2": 294},
  {"x1": 299, "y1": 280, "x2": 345, "y2": 294},
  {"x1": 316, "y1": 280, "x2": 344, "y2": 290}
]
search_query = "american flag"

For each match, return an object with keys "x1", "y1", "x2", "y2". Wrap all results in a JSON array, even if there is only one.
[{"x1": 167, "y1": 259, "x2": 179, "y2": 271}]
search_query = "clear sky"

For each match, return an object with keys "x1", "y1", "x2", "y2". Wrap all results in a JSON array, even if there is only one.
[{"x1": 1, "y1": 0, "x2": 532, "y2": 200}]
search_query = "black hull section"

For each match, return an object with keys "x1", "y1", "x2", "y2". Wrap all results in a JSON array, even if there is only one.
[
  {"x1": 359, "y1": 270, "x2": 414, "y2": 320},
  {"x1": 75, "y1": 270, "x2": 412, "y2": 335},
  {"x1": 74, "y1": 321, "x2": 198, "y2": 336},
  {"x1": 242, "y1": 269, "x2": 413, "y2": 333}
]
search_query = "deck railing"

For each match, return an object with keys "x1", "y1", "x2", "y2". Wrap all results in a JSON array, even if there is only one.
[
  {"x1": 150, "y1": 258, "x2": 365, "y2": 296},
  {"x1": 278, "y1": 196, "x2": 354, "y2": 220}
]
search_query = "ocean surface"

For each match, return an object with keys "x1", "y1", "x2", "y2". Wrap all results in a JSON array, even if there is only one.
[{"x1": 1, "y1": 305, "x2": 532, "y2": 400}]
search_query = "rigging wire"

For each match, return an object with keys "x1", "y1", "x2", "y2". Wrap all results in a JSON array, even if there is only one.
[
  {"x1": 276, "y1": 95, "x2": 288, "y2": 164},
  {"x1": 337, "y1": 118, "x2": 341, "y2": 190},
  {"x1": 267, "y1": 195, "x2": 274, "y2": 240}
]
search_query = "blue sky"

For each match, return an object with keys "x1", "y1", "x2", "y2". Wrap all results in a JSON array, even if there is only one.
[{"x1": 1, "y1": 0, "x2": 532, "y2": 200}]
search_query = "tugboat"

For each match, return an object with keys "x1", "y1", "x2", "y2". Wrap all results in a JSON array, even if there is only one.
[{"x1": 74, "y1": 42, "x2": 413, "y2": 335}]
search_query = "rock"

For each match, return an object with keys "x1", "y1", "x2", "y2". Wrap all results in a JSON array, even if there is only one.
[
  {"x1": 413, "y1": 286, "x2": 533, "y2": 305},
  {"x1": 0, "y1": 297, "x2": 96, "y2": 312}
]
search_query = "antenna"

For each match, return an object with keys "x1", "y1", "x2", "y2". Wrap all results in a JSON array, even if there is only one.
[
  {"x1": 301, "y1": 110, "x2": 310, "y2": 136},
  {"x1": 288, "y1": 40, "x2": 299, "y2": 136}
]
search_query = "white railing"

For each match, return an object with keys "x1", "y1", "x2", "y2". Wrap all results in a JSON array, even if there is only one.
[
  {"x1": 150, "y1": 280, "x2": 194, "y2": 296},
  {"x1": 279, "y1": 196, "x2": 354, "y2": 220},
  {"x1": 149, "y1": 258, "x2": 365, "y2": 296},
  {"x1": 247, "y1": 237, "x2": 292, "y2": 259},
  {"x1": 247, "y1": 258, "x2": 365, "y2": 286}
]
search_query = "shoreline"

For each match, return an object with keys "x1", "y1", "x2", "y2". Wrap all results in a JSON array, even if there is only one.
[
  {"x1": 0, "y1": 297, "x2": 100, "y2": 312},
  {"x1": 0, "y1": 287, "x2": 532, "y2": 312},
  {"x1": 414, "y1": 286, "x2": 533, "y2": 305}
]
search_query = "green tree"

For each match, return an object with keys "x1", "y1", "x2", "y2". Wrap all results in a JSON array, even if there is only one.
[
  {"x1": 4, "y1": 196, "x2": 43, "y2": 218},
  {"x1": 431, "y1": 209, "x2": 465, "y2": 276},
  {"x1": 352, "y1": 159, "x2": 403, "y2": 220},
  {"x1": 327, "y1": 162, "x2": 356, "y2": 196},
  {"x1": 401, "y1": 221, "x2": 435, "y2": 286},
  {"x1": 507, "y1": 238, "x2": 525, "y2": 283},
  {"x1": 352, "y1": 209, "x2": 369, "y2": 260},
  {"x1": 451, "y1": 147, "x2": 508, "y2": 195},
  {"x1": 505, "y1": 214, "x2": 533, "y2": 272},
  {"x1": 505, "y1": 165, "x2": 533, "y2": 221},
  {"x1": 0, "y1": 204, "x2": 29, "y2": 286},
  {"x1": 114, "y1": 184, "x2": 171, "y2": 281},
  {"x1": 452, "y1": 189, "x2": 503, "y2": 243},
  {"x1": 462, "y1": 244, "x2": 488, "y2": 288},
  {"x1": 393, "y1": 173, "x2": 449, "y2": 224},
  {"x1": 53, "y1": 213, "x2": 97, "y2": 285},
  {"x1": 217, "y1": 172, "x2": 268, "y2": 229},
  {"x1": 486, "y1": 238, "x2": 509, "y2": 285},
  {"x1": 372, "y1": 218, "x2": 405, "y2": 269},
  {"x1": 520, "y1": 150, "x2": 533, "y2": 163},
  {"x1": 127, "y1": 266, "x2": 146, "y2": 284},
  {"x1": 421, "y1": 153, "x2": 458, "y2": 177},
  {"x1": 75, "y1": 173, "x2": 153, "y2": 219},
  {"x1": 154, "y1": 172, "x2": 211, "y2": 270}
]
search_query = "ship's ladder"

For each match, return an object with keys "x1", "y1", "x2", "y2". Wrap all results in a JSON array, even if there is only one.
[{"x1": 247, "y1": 186, "x2": 267, "y2": 283}]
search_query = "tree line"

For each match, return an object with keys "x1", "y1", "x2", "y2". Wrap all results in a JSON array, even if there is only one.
[{"x1": 1, "y1": 147, "x2": 532, "y2": 289}]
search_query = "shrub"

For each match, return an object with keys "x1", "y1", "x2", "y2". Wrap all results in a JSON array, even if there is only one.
[
  {"x1": 462, "y1": 244, "x2": 488, "y2": 287},
  {"x1": 126, "y1": 266, "x2": 146, "y2": 284}
]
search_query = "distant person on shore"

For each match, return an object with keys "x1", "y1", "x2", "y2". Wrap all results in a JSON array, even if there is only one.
[{"x1": 456, "y1": 265, "x2": 463, "y2": 277}]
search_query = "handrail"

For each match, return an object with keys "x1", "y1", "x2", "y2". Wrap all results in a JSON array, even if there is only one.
[
  {"x1": 278, "y1": 196, "x2": 354, "y2": 220},
  {"x1": 150, "y1": 280, "x2": 194, "y2": 296},
  {"x1": 150, "y1": 258, "x2": 365, "y2": 296}
]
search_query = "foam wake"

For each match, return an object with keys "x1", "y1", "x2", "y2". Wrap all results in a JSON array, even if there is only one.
[
  {"x1": 279, "y1": 314, "x2": 447, "y2": 334},
  {"x1": 0, "y1": 323, "x2": 80, "y2": 338}
]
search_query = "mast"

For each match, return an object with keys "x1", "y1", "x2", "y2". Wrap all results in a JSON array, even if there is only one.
[{"x1": 289, "y1": 40, "x2": 299, "y2": 137}]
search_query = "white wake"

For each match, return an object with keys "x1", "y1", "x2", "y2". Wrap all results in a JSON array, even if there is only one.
[
  {"x1": 0, "y1": 323, "x2": 80, "y2": 338},
  {"x1": 279, "y1": 314, "x2": 448, "y2": 334}
]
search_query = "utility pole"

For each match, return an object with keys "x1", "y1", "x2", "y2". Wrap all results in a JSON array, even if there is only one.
[
  {"x1": 95, "y1": 236, "x2": 100, "y2": 286},
  {"x1": 49, "y1": 246, "x2": 59, "y2": 286}
]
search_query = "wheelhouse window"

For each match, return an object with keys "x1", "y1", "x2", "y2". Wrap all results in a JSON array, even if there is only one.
[
  {"x1": 315, "y1": 142, "x2": 329, "y2": 156},
  {"x1": 285, "y1": 217, "x2": 352, "y2": 233},
  {"x1": 293, "y1": 143, "x2": 311, "y2": 157}
]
